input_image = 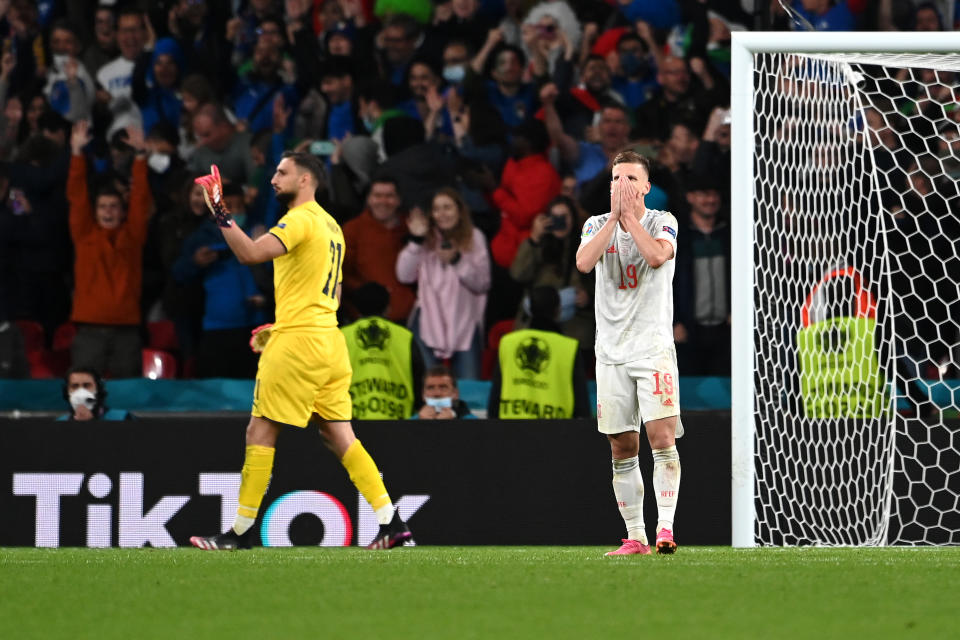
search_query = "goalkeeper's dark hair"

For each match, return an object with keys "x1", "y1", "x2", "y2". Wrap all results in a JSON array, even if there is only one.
[
  {"x1": 282, "y1": 151, "x2": 325, "y2": 187},
  {"x1": 612, "y1": 150, "x2": 651, "y2": 177}
]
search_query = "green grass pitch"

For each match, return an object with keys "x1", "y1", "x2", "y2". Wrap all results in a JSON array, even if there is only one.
[{"x1": 2, "y1": 546, "x2": 958, "y2": 639}]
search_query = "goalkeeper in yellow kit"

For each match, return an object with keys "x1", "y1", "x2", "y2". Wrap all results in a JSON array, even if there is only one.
[{"x1": 189, "y1": 152, "x2": 412, "y2": 550}]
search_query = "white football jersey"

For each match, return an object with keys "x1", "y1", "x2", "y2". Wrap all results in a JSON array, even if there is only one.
[{"x1": 580, "y1": 209, "x2": 679, "y2": 364}]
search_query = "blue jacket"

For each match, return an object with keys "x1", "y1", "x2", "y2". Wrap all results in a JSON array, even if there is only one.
[{"x1": 171, "y1": 220, "x2": 268, "y2": 331}]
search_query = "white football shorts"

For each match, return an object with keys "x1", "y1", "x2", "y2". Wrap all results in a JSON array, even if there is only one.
[{"x1": 595, "y1": 350, "x2": 684, "y2": 437}]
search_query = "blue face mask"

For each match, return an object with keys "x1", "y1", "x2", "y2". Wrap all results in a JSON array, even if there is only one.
[
  {"x1": 425, "y1": 396, "x2": 453, "y2": 410},
  {"x1": 443, "y1": 64, "x2": 466, "y2": 84},
  {"x1": 362, "y1": 115, "x2": 377, "y2": 132}
]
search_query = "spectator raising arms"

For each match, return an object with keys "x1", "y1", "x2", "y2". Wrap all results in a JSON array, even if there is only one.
[
  {"x1": 396, "y1": 187, "x2": 491, "y2": 380},
  {"x1": 67, "y1": 120, "x2": 151, "y2": 377}
]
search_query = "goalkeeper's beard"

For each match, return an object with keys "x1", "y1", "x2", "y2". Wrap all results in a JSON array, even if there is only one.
[{"x1": 273, "y1": 189, "x2": 295, "y2": 207}]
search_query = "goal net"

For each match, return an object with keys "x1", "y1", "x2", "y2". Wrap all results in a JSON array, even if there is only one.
[{"x1": 733, "y1": 36, "x2": 960, "y2": 546}]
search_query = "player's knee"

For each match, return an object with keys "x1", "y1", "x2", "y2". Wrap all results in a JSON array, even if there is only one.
[
  {"x1": 246, "y1": 417, "x2": 281, "y2": 447},
  {"x1": 608, "y1": 433, "x2": 640, "y2": 459}
]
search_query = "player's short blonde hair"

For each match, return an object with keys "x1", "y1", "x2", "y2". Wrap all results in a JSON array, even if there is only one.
[{"x1": 612, "y1": 150, "x2": 651, "y2": 177}]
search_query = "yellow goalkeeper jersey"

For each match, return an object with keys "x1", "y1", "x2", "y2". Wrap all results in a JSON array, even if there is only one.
[{"x1": 268, "y1": 201, "x2": 344, "y2": 332}]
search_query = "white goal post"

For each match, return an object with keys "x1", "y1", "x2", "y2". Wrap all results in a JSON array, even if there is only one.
[{"x1": 731, "y1": 32, "x2": 960, "y2": 547}]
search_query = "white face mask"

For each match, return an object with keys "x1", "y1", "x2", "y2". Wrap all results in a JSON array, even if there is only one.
[
  {"x1": 443, "y1": 64, "x2": 466, "y2": 84},
  {"x1": 53, "y1": 54, "x2": 70, "y2": 71},
  {"x1": 147, "y1": 152, "x2": 171, "y2": 173},
  {"x1": 69, "y1": 388, "x2": 97, "y2": 411},
  {"x1": 425, "y1": 396, "x2": 453, "y2": 410}
]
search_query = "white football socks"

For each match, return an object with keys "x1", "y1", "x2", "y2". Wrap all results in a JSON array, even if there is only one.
[
  {"x1": 612, "y1": 456, "x2": 647, "y2": 545},
  {"x1": 652, "y1": 445, "x2": 681, "y2": 533},
  {"x1": 375, "y1": 503, "x2": 396, "y2": 526},
  {"x1": 232, "y1": 514, "x2": 256, "y2": 536}
]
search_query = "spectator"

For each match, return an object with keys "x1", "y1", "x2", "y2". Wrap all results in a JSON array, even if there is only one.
[
  {"x1": 164, "y1": 0, "x2": 234, "y2": 98},
  {"x1": 342, "y1": 282, "x2": 425, "y2": 420},
  {"x1": 780, "y1": 0, "x2": 863, "y2": 31},
  {"x1": 488, "y1": 285, "x2": 590, "y2": 419},
  {"x1": 673, "y1": 174, "x2": 730, "y2": 376},
  {"x1": 141, "y1": 173, "x2": 208, "y2": 362},
  {"x1": 432, "y1": 0, "x2": 495, "y2": 53},
  {"x1": 96, "y1": 7, "x2": 148, "y2": 134},
  {"x1": 67, "y1": 120, "x2": 150, "y2": 378},
  {"x1": 469, "y1": 37, "x2": 537, "y2": 129},
  {"x1": 399, "y1": 57, "x2": 455, "y2": 140},
  {"x1": 2, "y1": 0, "x2": 44, "y2": 96},
  {"x1": 377, "y1": 13, "x2": 429, "y2": 87},
  {"x1": 144, "y1": 121, "x2": 187, "y2": 215},
  {"x1": 440, "y1": 39, "x2": 472, "y2": 92},
  {"x1": 913, "y1": 2, "x2": 946, "y2": 30},
  {"x1": 232, "y1": 36, "x2": 297, "y2": 135},
  {"x1": 413, "y1": 364, "x2": 477, "y2": 419},
  {"x1": 509, "y1": 195, "x2": 595, "y2": 348},
  {"x1": 380, "y1": 115, "x2": 458, "y2": 211},
  {"x1": 521, "y1": 0, "x2": 581, "y2": 78},
  {"x1": 608, "y1": 32, "x2": 658, "y2": 109},
  {"x1": 0, "y1": 124, "x2": 72, "y2": 338},
  {"x1": 176, "y1": 73, "x2": 217, "y2": 160},
  {"x1": 542, "y1": 84, "x2": 624, "y2": 187},
  {"x1": 171, "y1": 182, "x2": 269, "y2": 379},
  {"x1": 342, "y1": 175, "x2": 416, "y2": 324},
  {"x1": 633, "y1": 55, "x2": 725, "y2": 142},
  {"x1": 692, "y1": 106, "x2": 732, "y2": 205},
  {"x1": 58, "y1": 366, "x2": 132, "y2": 421},
  {"x1": 317, "y1": 56, "x2": 361, "y2": 141},
  {"x1": 44, "y1": 20, "x2": 96, "y2": 123},
  {"x1": 449, "y1": 100, "x2": 508, "y2": 240},
  {"x1": 489, "y1": 118, "x2": 561, "y2": 269},
  {"x1": 82, "y1": 6, "x2": 119, "y2": 77},
  {"x1": 188, "y1": 103, "x2": 256, "y2": 187},
  {"x1": 356, "y1": 79, "x2": 402, "y2": 161},
  {"x1": 131, "y1": 37, "x2": 184, "y2": 136},
  {"x1": 396, "y1": 187, "x2": 491, "y2": 380}
]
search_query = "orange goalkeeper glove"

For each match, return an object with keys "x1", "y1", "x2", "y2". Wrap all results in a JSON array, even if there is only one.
[
  {"x1": 194, "y1": 165, "x2": 233, "y2": 228},
  {"x1": 250, "y1": 323, "x2": 273, "y2": 353}
]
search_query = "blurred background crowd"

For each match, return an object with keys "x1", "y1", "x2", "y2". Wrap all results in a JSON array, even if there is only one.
[{"x1": 0, "y1": 0, "x2": 956, "y2": 383}]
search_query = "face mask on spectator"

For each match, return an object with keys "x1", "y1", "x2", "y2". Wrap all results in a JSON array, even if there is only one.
[
  {"x1": 69, "y1": 388, "x2": 97, "y2": 411},
  {"x1": 425, "y1": 396, "x2": 453, "y2": 410},
  {"x1": 619, "y1": 52, "x2": 649, "y2": 78},
  {"x1": 362, "y1": 116, "x2": 376, "y2": 133},
  {"x1": 443, "y1": 64, "x2": 466, "y2": 84},
  {"x1": 147, "y1": 152, "x2": 171, "y2": 173}
]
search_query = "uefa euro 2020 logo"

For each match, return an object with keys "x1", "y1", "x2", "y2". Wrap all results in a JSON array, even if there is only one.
[
  {"x1": 357, "y1": 319, "x2": 390, "y2": 351},
  {"x1": 515, "y1": 337, "x2": 550, "y2": 374}
]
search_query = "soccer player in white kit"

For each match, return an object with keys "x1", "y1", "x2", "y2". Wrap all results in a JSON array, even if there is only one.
[{"x1": 576, "y1": 151, "x2": 683, "y2": 556}]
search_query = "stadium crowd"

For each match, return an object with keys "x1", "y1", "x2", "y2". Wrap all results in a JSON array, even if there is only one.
[{"x1": 0, "y1": 0, "x2": 956, "y2": 386}]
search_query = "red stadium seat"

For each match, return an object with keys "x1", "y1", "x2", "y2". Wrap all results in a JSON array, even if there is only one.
[
  {"x1": 51, "y1": 323, "x2": 76, "y2": 352},
  {"x1": 147, "y1": 320, "x2": 179, "y2": 351},
  {"x1": 480, "y1": 319, "x2": 517, "y2": 379},
  {"x1": 487, "y1": 319, "x2": 515, "y2": 349},
  {"x1": 45, "y1": 323, "x2": 77, "y2": 377},
  {"x1": 15, "y1": 320, "x2": 45, "y2": 353},
  {"x1": 142, "y1": 349, "x2": 178, "y2": 379}
]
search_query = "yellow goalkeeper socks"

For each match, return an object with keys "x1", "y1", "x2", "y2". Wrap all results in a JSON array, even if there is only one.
[
  {"x1": 341, "y1": 439, "x2": 394, "y2": 525},
  {"x1": 232, "y1": 444, "x2": 275, "y2": 535}
]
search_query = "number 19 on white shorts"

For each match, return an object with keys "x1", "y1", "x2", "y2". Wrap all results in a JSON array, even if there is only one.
[{"x1": 595, "y1": 356, "x2": 681, "y2": 435}]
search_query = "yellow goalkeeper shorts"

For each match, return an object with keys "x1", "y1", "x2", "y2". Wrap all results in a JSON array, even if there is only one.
[{"x1": 251, "y1": 328, "x2": 353, "y2": 427}]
